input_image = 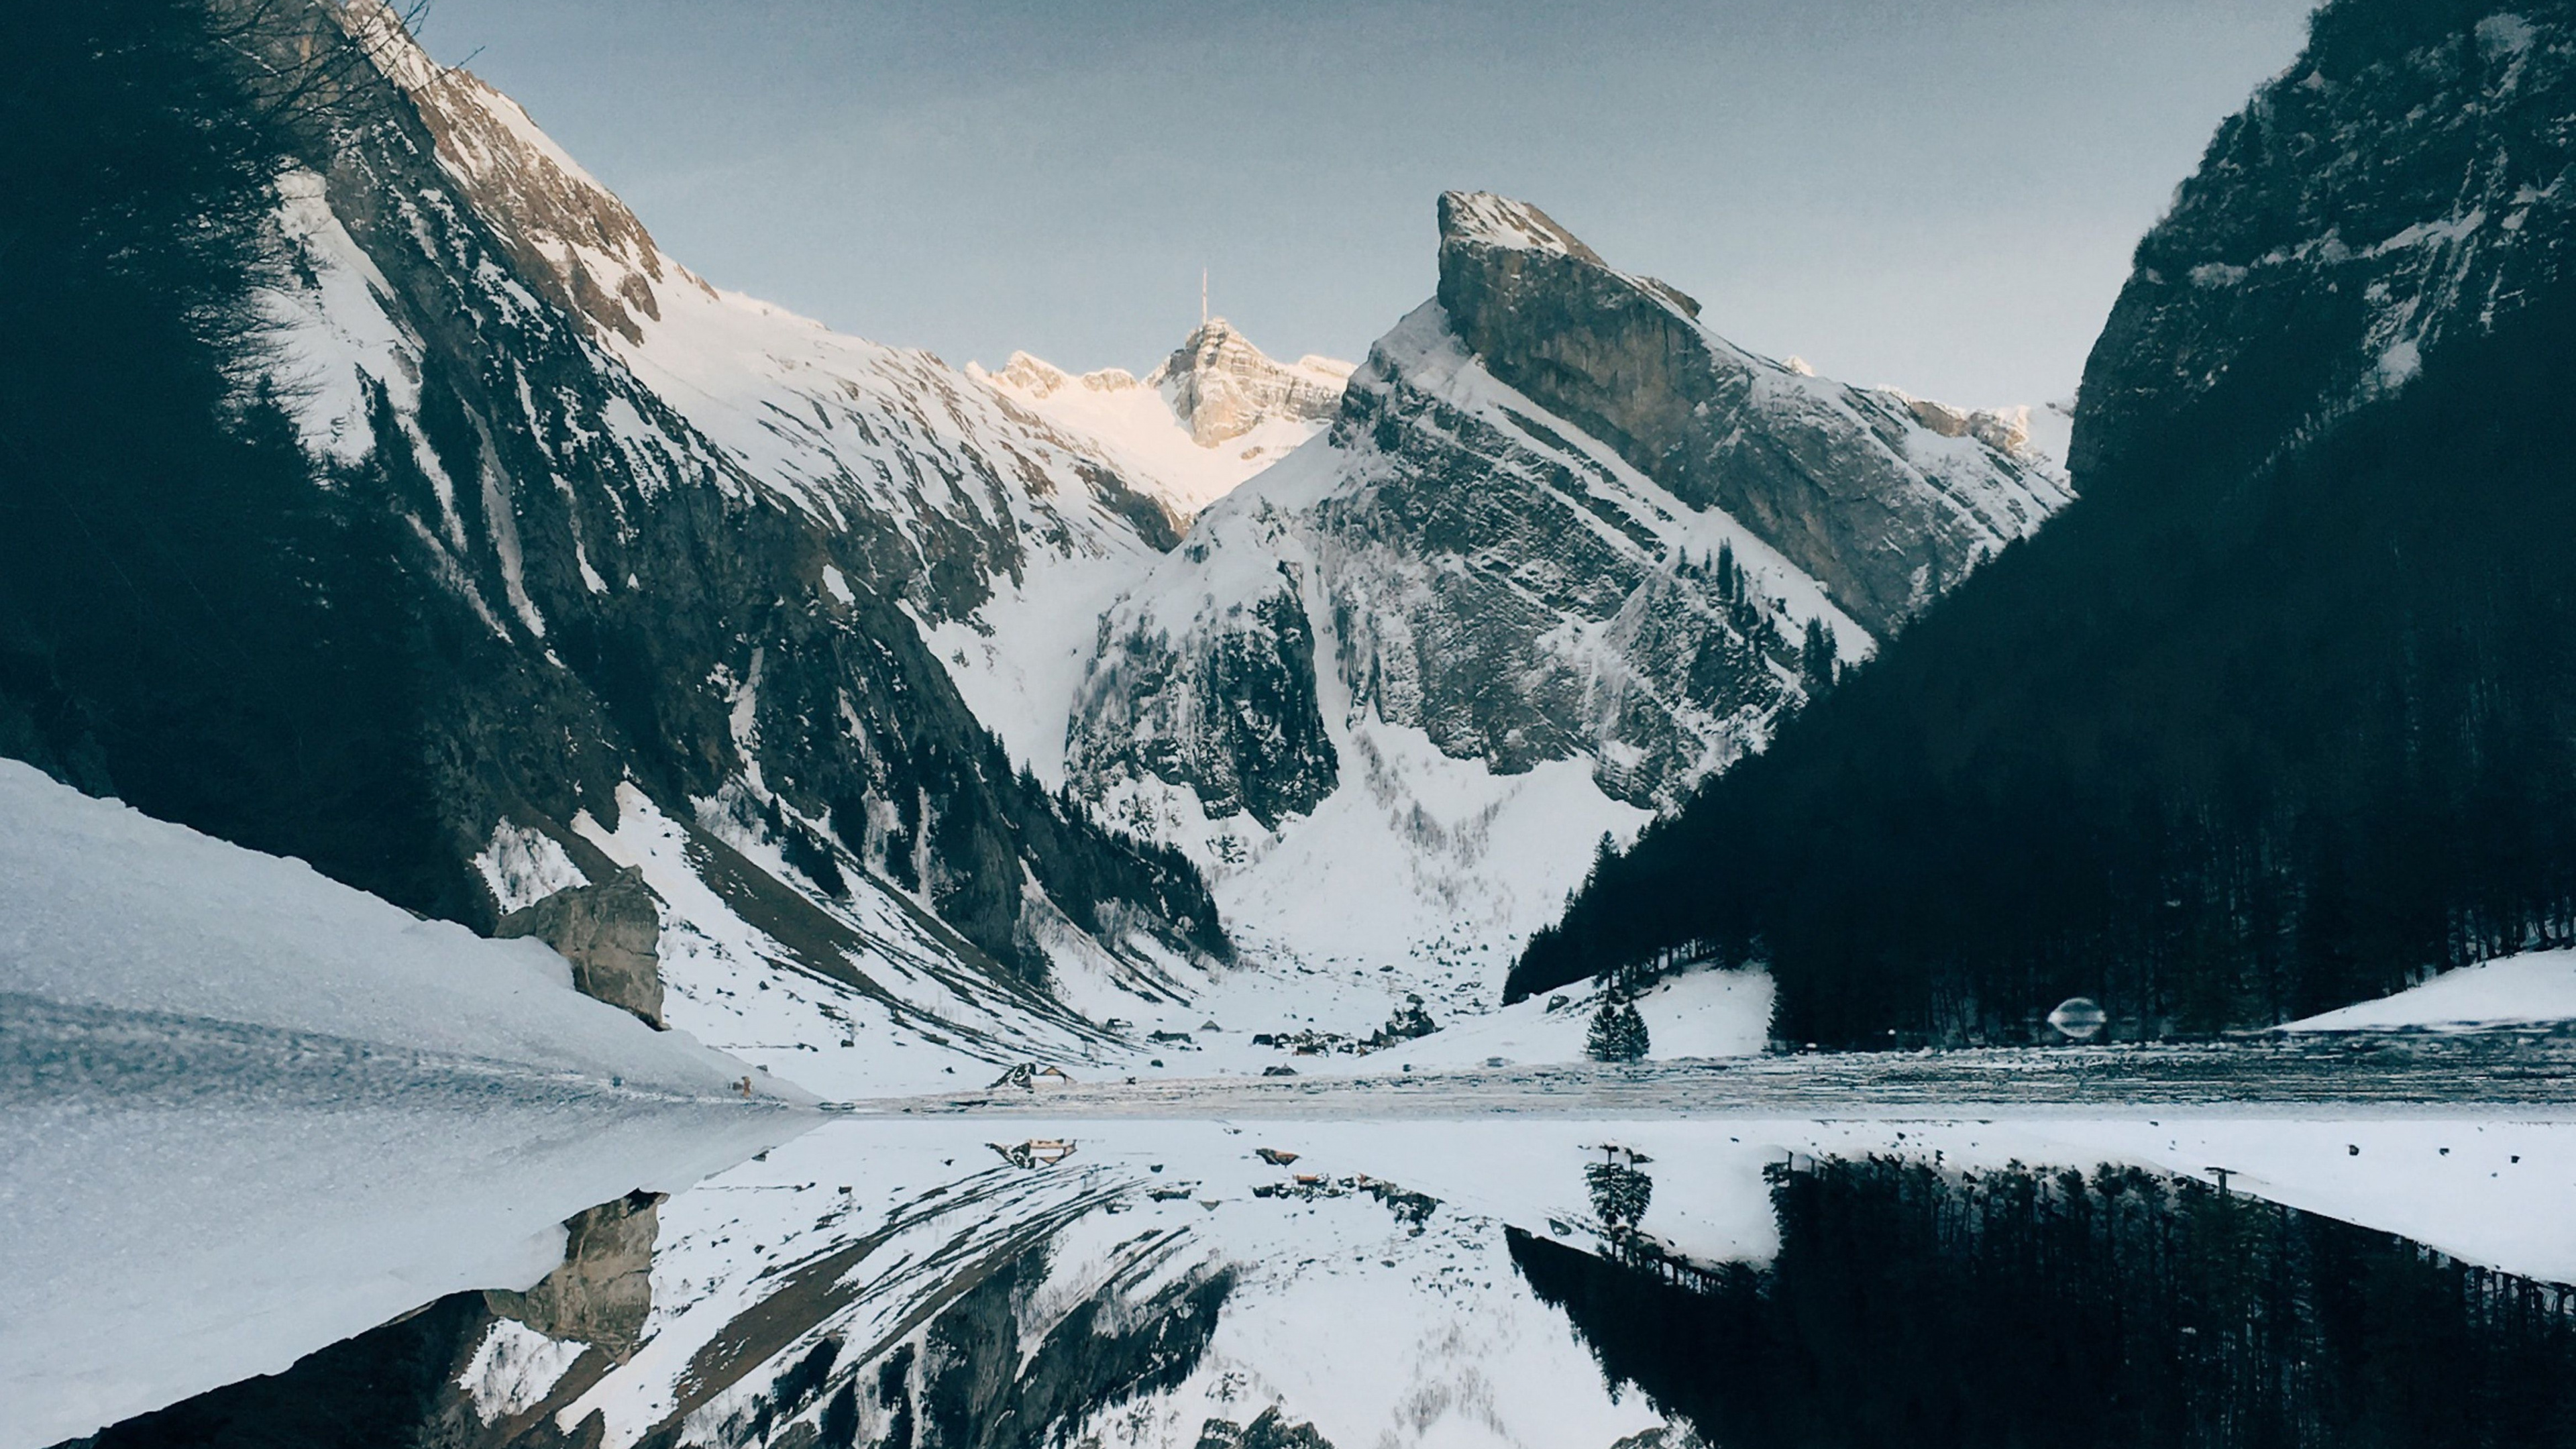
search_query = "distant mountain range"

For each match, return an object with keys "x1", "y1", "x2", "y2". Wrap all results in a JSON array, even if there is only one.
[{"x1": 975, "y1": 319, "x2": 1352, "y2": 521}]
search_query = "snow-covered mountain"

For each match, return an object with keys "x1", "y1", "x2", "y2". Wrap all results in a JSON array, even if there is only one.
[
  {"x1": 3, "y1": 0, "x2": 2068, "y2": 1077},
  {"x1": 2, "y1": 0, "x2": 1242, "y2": 1097},
  {"x1": 972, "y1": 319, "x2": 1353, "y2": 521},
  {"x1": 1031, "y1": 193, "x2": 2071, "y2": 1015}
]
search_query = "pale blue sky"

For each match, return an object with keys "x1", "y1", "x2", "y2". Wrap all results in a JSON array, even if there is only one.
[{"x1": 418, "y1": 0, "x2": 2318, "y2": 407}]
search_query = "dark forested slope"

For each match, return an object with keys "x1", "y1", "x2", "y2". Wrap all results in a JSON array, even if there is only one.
[{"x1": 1511, "y1": 0, "x2": 2576, "y2": 1043}]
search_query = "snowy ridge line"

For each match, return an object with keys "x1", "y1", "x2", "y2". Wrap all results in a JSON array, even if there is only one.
[{"x1": 0, "y1": 992, "x2": 798, "y2": 1111}]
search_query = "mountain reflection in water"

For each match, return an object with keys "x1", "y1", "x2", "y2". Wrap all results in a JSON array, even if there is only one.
[{"x1": 63, "y1": 1118, "x2": 2576, "y2": 1449}]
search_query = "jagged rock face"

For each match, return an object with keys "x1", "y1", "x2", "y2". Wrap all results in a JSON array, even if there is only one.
[
  {"x1": 1074, "y1": 562, "x2": 1338, "y2": 828},
  {"x1": 1149, "y1": 318, "x2": 1352, "y2": 447},
  {"x1": 2072, "y1": 1, "x2": 2576, "y2": 482},
  {"x1": 1316, "y1": 306, "x2": 1815, "y2": 802},
  {"x1": 1436, "y1": 191, "x2": 2068, "y2": 637},
  {"x1": 1071, "y1": 195, "x2": 2065, "y2": 828},
  {"x1": 0, "y1": 0, "x2": 1220, "y2": 1026},
  {"x1": 347, "y1": 6, "x2": 674, "y2": 347},
  {"x1": 496, "y1": 869, "x2": 664, "y2": 1027}
]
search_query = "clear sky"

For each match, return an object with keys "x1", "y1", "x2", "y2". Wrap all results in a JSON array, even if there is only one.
[{"x1": 415, "y1": 0, "x2": 2319, "y2": 408}]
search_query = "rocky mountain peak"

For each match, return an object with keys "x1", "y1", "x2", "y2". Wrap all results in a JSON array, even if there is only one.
[
  {"x1": 1438, "y1": 190, "x2": 1703, "y2": 322},
  {"x1": 1436, "y1": 191, "x2": 1605, "y2": 264},
  {"x1": 1145, "y1": 317, "x2": 1350, "y2": 447},
  {"x1": 1427, "y1": 191, "x2": 2064, "y2": 637},
  {"x1": 2072, "y1": 0, "x2": 2576, "y2": 480},
  {"x1": 339, "y1": 0, "x2": 694, "y2": 345},
  {"x1": 977, "y1": 350, "x2": 1144, "y2": 401}
]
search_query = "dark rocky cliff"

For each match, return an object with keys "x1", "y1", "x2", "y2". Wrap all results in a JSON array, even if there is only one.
[
  {"x1": 1513, "y1": 0, "x2": 2576, "y2": 1040},
  {"x1": 0, "y1": 0, "x2": 1220, "y2": 1010},
  {"x1": 1435, "y1": 191, "x2": 2063, "y2": 637},
  {"x1": 2075, "y1": 0, "x2": 2576, "y2": 483}
]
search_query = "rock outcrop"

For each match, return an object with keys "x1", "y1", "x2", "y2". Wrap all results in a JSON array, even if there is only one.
[
  {"x1": 1075, "y1": 568, "x2": 1338, "y2": 828},
  {"x1": 484, "y1": 1191, "x2": 663, "y2": 1361},
  {"x1": 1435, "y1": 192, "x2": 2066, "y2": 636},
  {"x1": 496, "y1": 869, "x2": 665, "y2": 1028},
  {"x1": 1148, "y1": 318, "x2": 1351, "y2": 447}
]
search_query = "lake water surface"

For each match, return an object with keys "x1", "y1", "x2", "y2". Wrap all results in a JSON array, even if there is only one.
[{"x1": 58, "y1": 1113, "x2": 2576, "y2": 1448}]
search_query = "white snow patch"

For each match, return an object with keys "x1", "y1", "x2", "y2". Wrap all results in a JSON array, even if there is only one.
[
  {"x1": 0, "y1": 759, "x2": 802, "y2": 1449},
  {"x1": 261, "y1": 168, "x2": 421, "y2": 465},
  {"x1": 0, "y1": 759, "x2": 756, "y2": 1088},
  {"x1": 2280, "y1": 950, "x2": 2576, "y2": 1032},
  {"x1": 1372, "y1": 967, "x2": 1776, "y2": 1071},
  {"x1": 474, "y1": 819, "x2": 588, "y2": 914},
  {"x1": 462, "y1": 1320, "x2": 591, "y2": 1425},
  {"x1": 2377, "y1": 337, "x2": 2424, "y2": 387},
  {"x1": 2477, "y1": 13, "x2": 2536, "y2": 59}
]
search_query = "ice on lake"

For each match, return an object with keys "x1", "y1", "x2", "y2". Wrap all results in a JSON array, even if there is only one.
[{"x1": 39, "y1": 1112, "x2": 2576, "y2": 1449}]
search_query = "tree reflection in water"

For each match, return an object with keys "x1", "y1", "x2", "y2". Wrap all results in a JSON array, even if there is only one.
[{"x1": 1515, "y1": 1157, "x2": 2576, "y2": 1448}]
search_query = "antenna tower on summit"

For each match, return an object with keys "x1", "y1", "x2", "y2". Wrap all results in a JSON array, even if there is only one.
[{"x1": 1200, "y1": 268, "x2": 1208, "y2": 326}]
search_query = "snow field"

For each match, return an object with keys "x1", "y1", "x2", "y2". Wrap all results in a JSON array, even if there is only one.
[
  {"x1": 2279, "y1": 949, "x2": 2576, "y2": 1032},
  {"x1": 0, "y1": 759, "x2": 760, "y2": 1095},
  {"x1": 0, "y1": 759, "x2": 816, "y2": 1448}
]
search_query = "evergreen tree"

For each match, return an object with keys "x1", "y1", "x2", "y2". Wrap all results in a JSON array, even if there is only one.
[
  {"x1": 1584, "y1": 1161, "x2": 1655, "y2": 1232},
  {"x1": 1586, "y1": 992, "x2": 1650, "y2": 1062},
  {"x1": 1799, "y1": 616, "x2": 1836, "y2": 694}
]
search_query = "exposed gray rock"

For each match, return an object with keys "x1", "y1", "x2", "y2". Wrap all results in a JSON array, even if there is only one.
[
  {"x1": 496, "y1": 869, "x2": 665, "y2": 1028},
  {"x1": 1071, "y1": 193, "x2": 2072, "y2": 841},
  {"x1": 1435, "y1": 191, "x2": 2068, "y2": 637},
  {"x1": 1073, "y1": 553, "x2": 1338, "y2": 828},
  {"x1": 1149, "y1": 318, "x2": 1351, "y2": 447},
  {"x1": 2072, "y1": 1, "x2": 2576, "y2": 482},
  {"x1": 484, "y1": 1189, "x2": 663, "y2": 1361}
]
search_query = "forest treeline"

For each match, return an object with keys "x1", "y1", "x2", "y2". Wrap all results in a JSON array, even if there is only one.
[{"x1": 1511, "y1": 279, "x2": 2576, "y2": 1043}]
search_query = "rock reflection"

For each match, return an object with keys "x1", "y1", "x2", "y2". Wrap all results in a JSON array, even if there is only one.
[{"x1": 484, "y1": 1191, "x2": 663, "y2": 1363}]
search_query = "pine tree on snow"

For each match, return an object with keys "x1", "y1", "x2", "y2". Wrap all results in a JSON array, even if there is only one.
[
  {"x1": 1800, "y1": 616, "x2": 1837, "y2": 693},
  {"x1": 1586, "y1": 993, "x2": 1650, "y2": 1063}
]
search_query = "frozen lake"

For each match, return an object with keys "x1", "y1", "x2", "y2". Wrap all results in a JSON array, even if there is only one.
[{"x1": 35, "y1": 1078, "x2": 2576, "y2": 1449}]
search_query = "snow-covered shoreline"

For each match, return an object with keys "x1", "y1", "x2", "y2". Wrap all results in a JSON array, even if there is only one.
[{"x1": 0, "y1": 759, "x2": 815, "y2": 1447}]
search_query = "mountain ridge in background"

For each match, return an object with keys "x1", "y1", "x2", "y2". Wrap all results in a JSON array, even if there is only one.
[
  {"x1": 971, "y1": 318, "x2": 1354, "y2": 523},
  {"x1": 1040, "y1": 191, "x2": 2068, "y2": 1013}
]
